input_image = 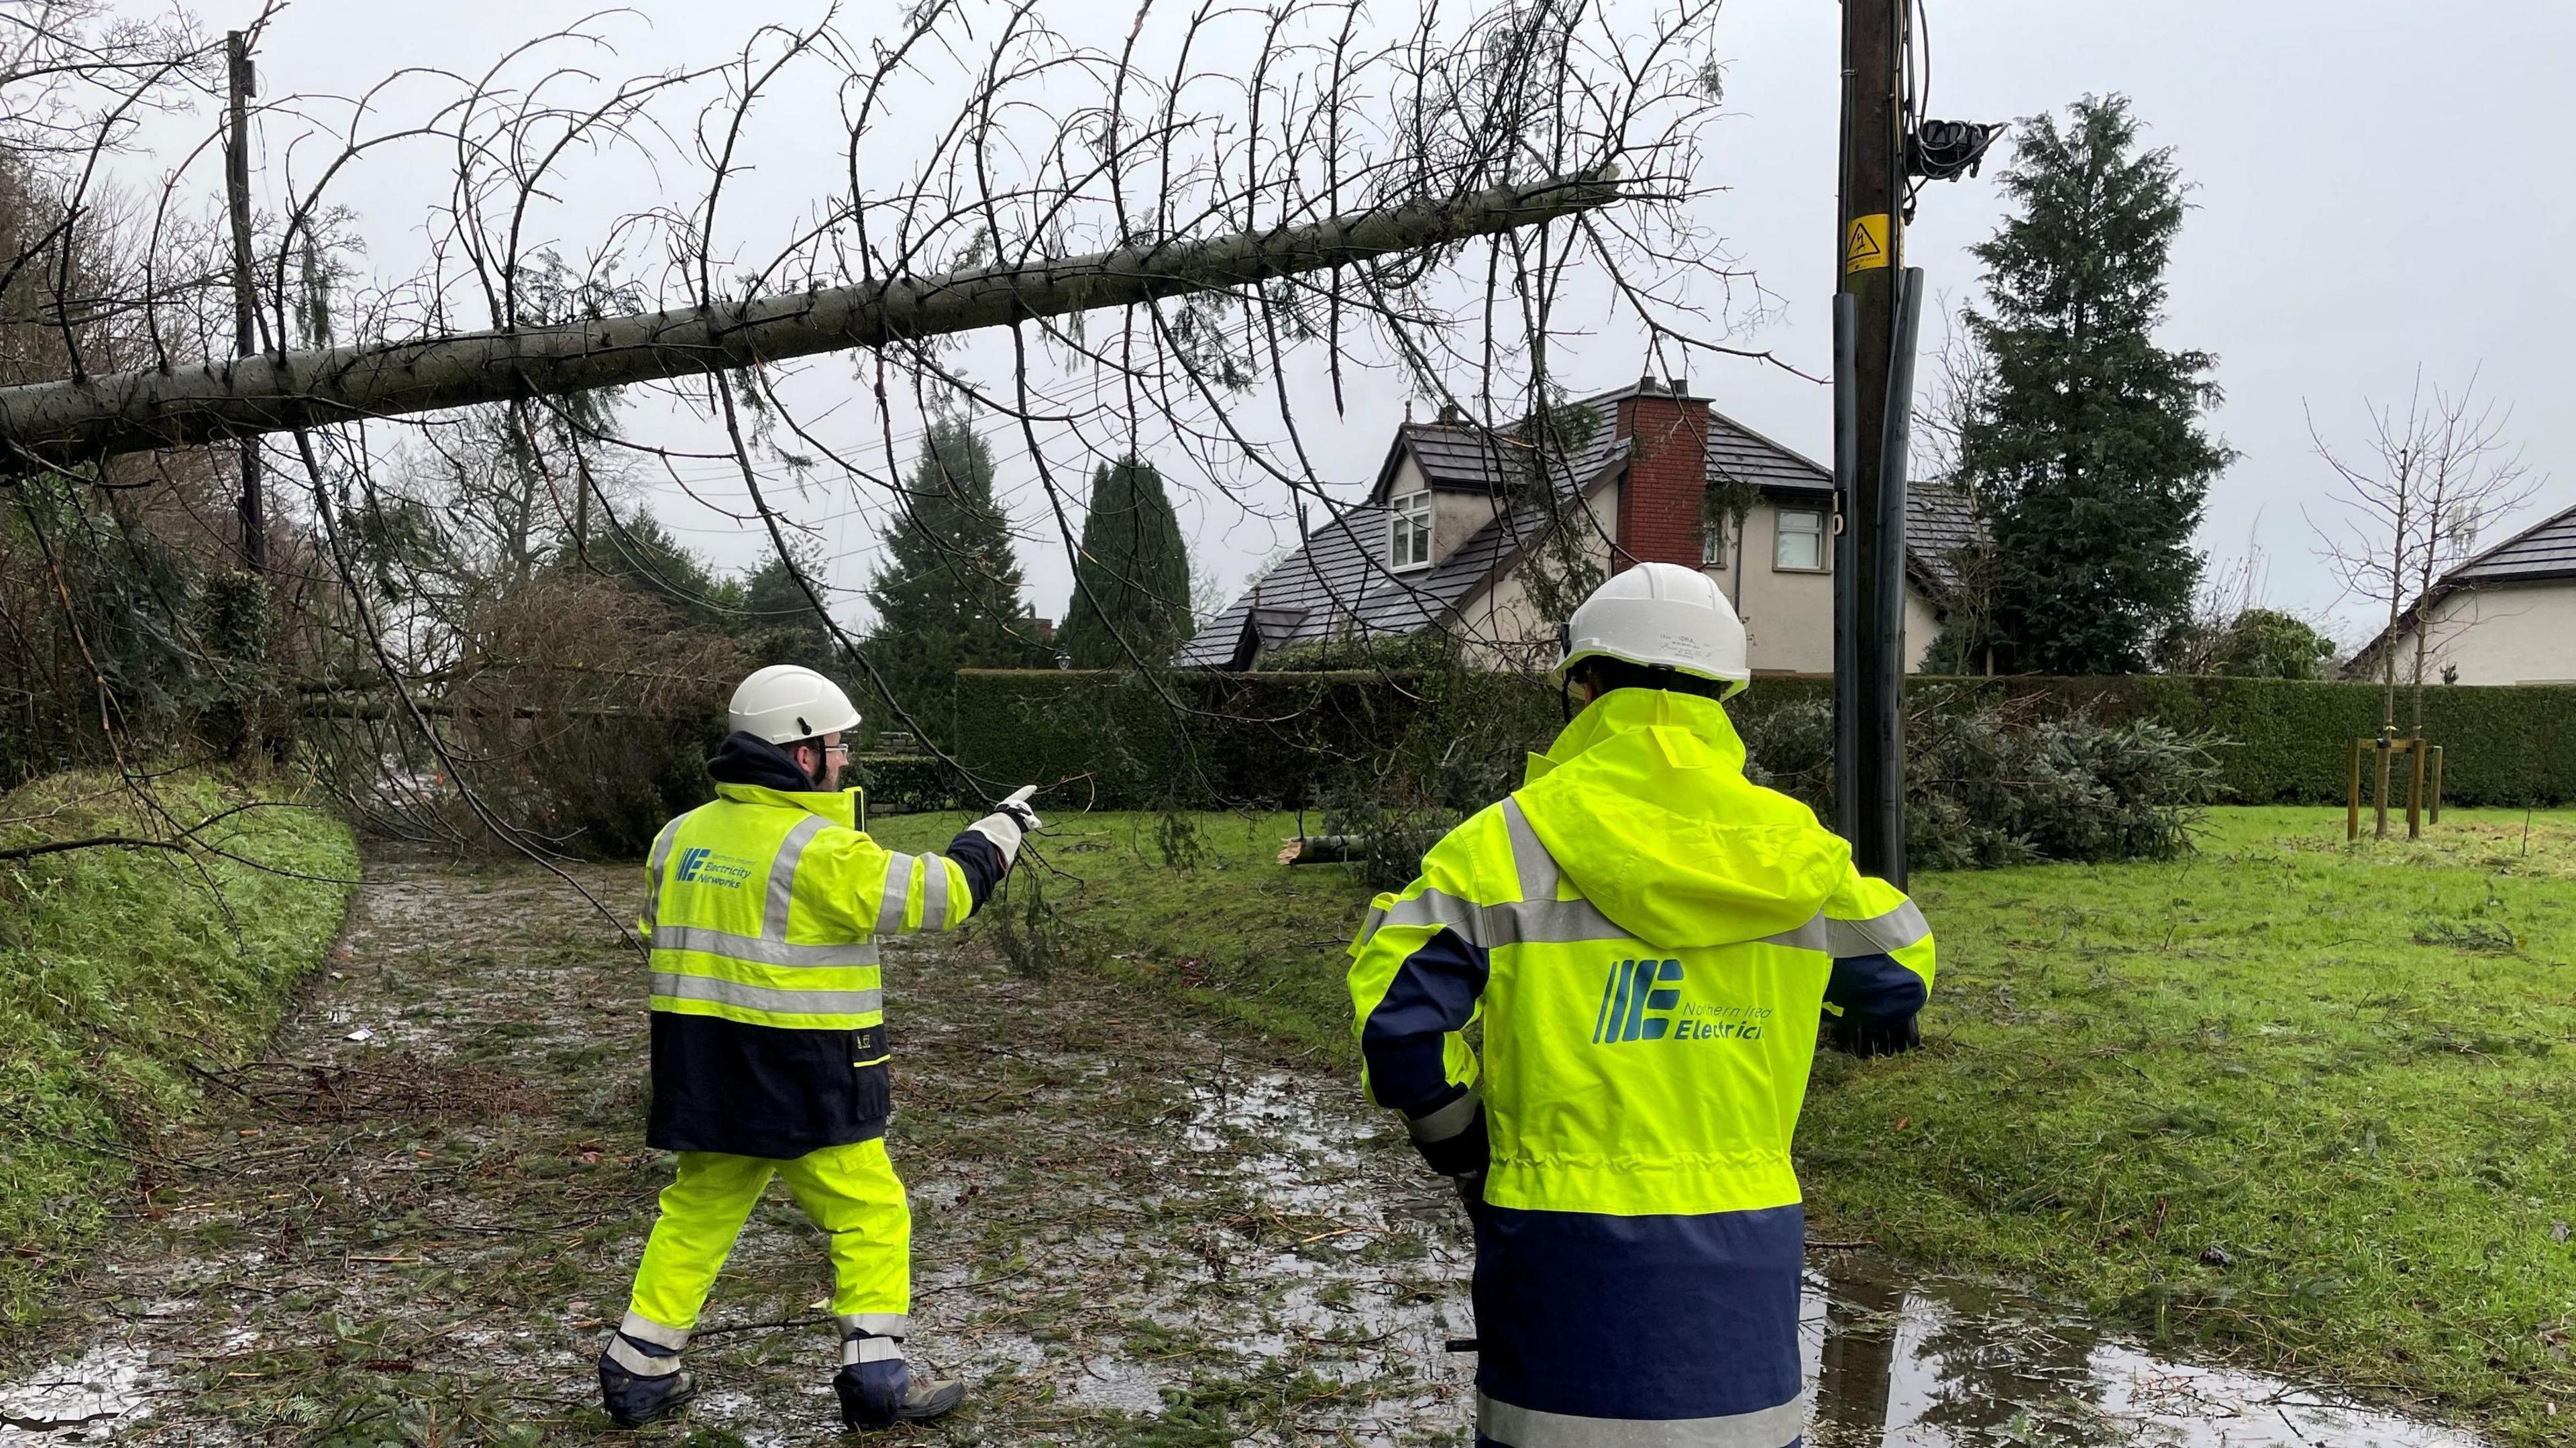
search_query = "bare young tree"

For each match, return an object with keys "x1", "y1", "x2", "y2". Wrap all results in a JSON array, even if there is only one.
[{"x1": 2309, "y1": 368, "x2": 2538, "y2": 736}]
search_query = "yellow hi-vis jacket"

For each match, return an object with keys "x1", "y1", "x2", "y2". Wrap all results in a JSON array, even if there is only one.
[
  {"x1": 1346, "y1": 687, "x2": 1933, "y2": 1448},
  {"x1": 640, "y1": 772, "x2": 986, "y2": 1159}
]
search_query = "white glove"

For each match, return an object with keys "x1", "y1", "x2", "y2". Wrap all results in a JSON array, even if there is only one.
[
  {"x1": 968, "y1": 785, "x2": 1042, "y2": 864},
  {"x1": 997, "y1": 784, "x2": 1042, "y2": 832}
]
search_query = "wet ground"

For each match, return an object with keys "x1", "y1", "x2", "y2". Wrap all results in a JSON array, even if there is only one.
[{"x1": 0, "y1": 855, "x2": 2498, "y2": 1446}]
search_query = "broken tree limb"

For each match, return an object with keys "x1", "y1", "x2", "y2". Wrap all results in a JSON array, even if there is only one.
[
  {"x1": 0, "y1": 171, "x2": 1623, "y2": 466},
  {"x1": 0, "y1": 834, "x2": 193, "y2": 862}
]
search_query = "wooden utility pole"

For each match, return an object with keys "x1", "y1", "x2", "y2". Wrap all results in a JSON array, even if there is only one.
[
  {"x1": 1832, "y1": 0, "x2": 1919, "y2": 884},
  {"x1": 225, "y1": 31, "x2": 262, "y2": 570}
]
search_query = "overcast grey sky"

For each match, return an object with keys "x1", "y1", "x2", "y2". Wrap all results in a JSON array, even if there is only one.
[{"x1": 182, "y1": 0, "x2": 2576, "y2": 645}]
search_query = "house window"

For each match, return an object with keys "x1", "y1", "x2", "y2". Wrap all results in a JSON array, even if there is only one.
[
  {"x1": 1389, "y1": 489, "x2": 1433, "y2": 569},
  {"x1": 1703, "y1": 514, "x2": 1729, "y2": 569},
  {"x1": 1774, "y1": 507, "x2": 1827, "y2": 571}
]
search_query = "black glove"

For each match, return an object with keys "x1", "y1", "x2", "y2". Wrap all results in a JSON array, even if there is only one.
[
  {"x1": 1830, "y1": 1010, "x2": 1921, "y2": 1058},
  {"x1": 1412, "y1": 1102, "x2": 1489, "y2": 1179},
  {"x1": 1453, "y1": 1169, "x2": 1489, "y2": 1222}
]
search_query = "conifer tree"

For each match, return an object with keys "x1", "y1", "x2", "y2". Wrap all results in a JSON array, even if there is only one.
[
  {"x1": 740, "y1": 549, "x2": 838, "y2": 673},
  {"x1": 1948, "y1": 95, "x2": 2231, "y2": 675},
  {"x1": 863, "y1": 414, "x2": 1044, "y2": 720},
  {"x1": 1060, "y1": 455, "x2": 1193, "y2": 667}
]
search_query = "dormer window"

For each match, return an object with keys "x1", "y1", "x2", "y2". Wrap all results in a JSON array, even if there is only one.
[{"x1": 1389, "y1": 488, "x2": 1433, "y2": 569}]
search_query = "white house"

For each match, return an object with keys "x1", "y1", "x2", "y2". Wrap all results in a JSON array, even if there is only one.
[
  {"x1": 2347, "y1": 503, "x2": 2576, "y2": 685},
  {"x1": 1181, "y1": 376, "x2": 1976, "y2": 674}
]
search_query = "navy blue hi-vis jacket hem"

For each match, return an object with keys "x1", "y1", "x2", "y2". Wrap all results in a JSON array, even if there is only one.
[{"x1": 1472, "y1": 1202, "x2": 1807, "y2": 1424}]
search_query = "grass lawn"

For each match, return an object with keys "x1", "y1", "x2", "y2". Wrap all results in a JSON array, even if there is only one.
[
  {"x1": 0, "y1": 771, "x2": 358, "y2": 1327},
  {"x1": 873, "y1": 803, "x2": 2576, "y2": 1443}
]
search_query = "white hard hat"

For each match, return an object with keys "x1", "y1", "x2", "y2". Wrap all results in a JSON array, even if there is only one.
[
  {"x1": 728, "y1": 664, "x2": 861, "y2": 744},
  {"x1": 1558, "y1": 561, "x2": 1750, "y2": 696}
]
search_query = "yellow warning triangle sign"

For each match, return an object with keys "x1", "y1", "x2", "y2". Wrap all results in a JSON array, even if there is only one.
[{"x1": 1844, "y1": 213, "x2": 1890, "y2": 273}]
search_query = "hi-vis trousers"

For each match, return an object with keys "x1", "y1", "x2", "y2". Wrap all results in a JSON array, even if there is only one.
[{"x1": 614, "y1": 1137, "x2": 912, "y2": 1369}]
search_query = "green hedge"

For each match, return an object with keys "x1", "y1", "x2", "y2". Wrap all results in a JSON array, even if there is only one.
[
  {"x1": 853, "y1": 753, "x2": 960, "y2": 818},
  {"x1": 949, "y1": 669, "x2": 2576, "y2": 812},
  {"x1": 949, "y1": 669, "x2": 1558, "y2": 810},
  {"x1": 1725, "y1": 676, "x2": 2576, "y2": 808}
]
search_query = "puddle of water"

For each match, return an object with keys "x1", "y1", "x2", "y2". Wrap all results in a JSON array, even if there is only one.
[
  {"x1": 0, "y1": 1343, "x2": 162, "y2": 1445},
  {"x1": 1064, "y1": 1346, "x2": 1171, "y2": 1413},
  {"x1": 1803, "y1": 1258, "x2": 2489, "y2": 1448},
  {"x1": 1181, "y1": 1077, "x2": 2487, "y2": 1447}
]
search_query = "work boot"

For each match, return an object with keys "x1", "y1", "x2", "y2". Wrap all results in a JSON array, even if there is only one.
[
  {"x1": 598, "y1": 1351, "x2": 696, "y2": 1428},
  {"x1": 835, "y1": 1357, "x2": 965, "y2": 1429}
]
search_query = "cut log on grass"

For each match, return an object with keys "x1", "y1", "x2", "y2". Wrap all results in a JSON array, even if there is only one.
[{"x1": 1280, "y1": 834, "x2": 1370, "y2": 865}]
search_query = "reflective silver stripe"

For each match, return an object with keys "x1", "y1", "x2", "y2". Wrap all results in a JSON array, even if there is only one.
[
  {"x1": 1828, "y1": 898, "x2": 1931, "y2": 957},
  {"x1": 1405, "y1": 1083, "x2": 1481, "y2": 1144},
  {"x1": 1477, "y1": 1393, "x2": 1804, "y2": 1448},
  {"x1": 837, "y1": 1313, "x2": 910, "y2": 1337},
  {"x1": 1383, "y1": 889, "x2": 1489, "y2": 941},
  {"x1": 875, "y1": 853, "x2": 914, "y2": 936},
  {"x1": 650, "y1": 925, "x2": 879, "y2": 969},
  {"x1": 1499, "y1": 797, "x2": 1560, "y2": 903},
  {"x1": 1758, "y1": 911, "x2": 1831, "y2": 953},
  {"x1": 1492, "y1": 895, "x2": 1629, "y2": 945},
  {"x1": 1381, "y1": 890, "x2": 1631, "y2": 947},
  {"x1": 621, "y1": 1311, "x2": 690, "y2": 1350},
  {"x1": 767, "y1": 815, "x2": 828, "y2": 938},
  {"x1": 606, "y1": 1335, "x2": 682, "y2": 1377},
  {"x1": 921, "y1": 855, "x2": 950, "y2": 930},
  {"x1": 642, "y1": 818, "x2": 684, "y2": 926},
  {"x1": 841, "y1": 1335, "x2": 904, "y2": 1366},
  {"x1": 1356, "y1": 903, "x2": 1390, "y2": 945},
  {"x1": 649, "y1": 971, "x2": 883, "y2": 1019}
]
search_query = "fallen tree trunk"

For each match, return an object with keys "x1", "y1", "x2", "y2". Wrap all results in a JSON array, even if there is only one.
[
  {"x1": 1279, "y1": 834, "x2": 1371, "y2": 866},
  {"x1": 1, "y1": 172, "x2": 1621, "y2": 466}
]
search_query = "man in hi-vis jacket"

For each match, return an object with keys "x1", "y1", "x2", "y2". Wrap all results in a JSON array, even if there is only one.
[
  {"x1": 1346, "y1": 563, "x2": 1934, "y2": 1448},
  {"x1": 598, "y1": 665, "x2": 1038, "y2": 1431}
]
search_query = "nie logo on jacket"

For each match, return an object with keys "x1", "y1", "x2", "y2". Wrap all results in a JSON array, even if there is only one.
[
  {"x1": 673, "y1": 846, "x2": 757, "y2": 890},
  {"x1": 1591, "y1": 957, "x2": 1769, "y2": 1045}
]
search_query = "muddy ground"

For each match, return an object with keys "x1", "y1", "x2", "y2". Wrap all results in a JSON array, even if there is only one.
[
  {"x1": 0, "y1": 854, "x2": 1476, "y2": 1447},
  {"x1": 0, "y1": 854, "x2": 2500, "y2": 1447}
]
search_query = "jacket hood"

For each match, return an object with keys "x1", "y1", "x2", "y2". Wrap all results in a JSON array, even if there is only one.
[
  {"x1": 709, "y1": 730, "x2": 818, "y2": 791},
  {"x1": 706, "y1": 731, "x2": 863, "y2": 828},
  {"x1": 1513, "y1": 689, "x2": 1850, "y2": 948}
]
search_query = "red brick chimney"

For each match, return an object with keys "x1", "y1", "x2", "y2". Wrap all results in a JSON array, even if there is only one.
[{"x1": 1612, "y1": 376, "x2": 1712, "y2": 571}]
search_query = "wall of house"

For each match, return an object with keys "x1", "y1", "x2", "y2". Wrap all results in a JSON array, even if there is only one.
[
  {"x1": 2379, "y1": 583, "x2": 2576, "y2": 685},
  {"x1": 1434, "y1": 488, "x2": 1502, "y2": 565},
  {"x1": 1447, "y1": 488, "x2": 1945, "y2": 678},
  {"x1": 1452, "y1": 480, "x2": 1621, "y2": 670},
  {"x1": 1706, "y1": 497, "x2": 1943, "y2": 675}
]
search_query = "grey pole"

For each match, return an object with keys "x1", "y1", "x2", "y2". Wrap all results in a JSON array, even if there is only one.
[
  {"x1": 1872, "y1": 267, "x2": 1925, "y2": 887},
  {"x1": 1829, "y1": 290, "x2": 1862, "y2": 847}
]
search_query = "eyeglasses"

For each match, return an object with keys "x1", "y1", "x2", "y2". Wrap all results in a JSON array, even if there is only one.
[{"x1": 823, "y1": 742, "x2": 852, "y2": 757}]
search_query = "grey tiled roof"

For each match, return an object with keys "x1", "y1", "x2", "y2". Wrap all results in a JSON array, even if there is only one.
[
  {"x1": 1179, "y1": 385, "x2": 1984, "y2": 666},
  {"x1": 2451, "y1": 504, "x2": 2576, "y2": 585},
  {"x1": 2344, "y1": 500, "x2": 2576, "y2": 674},
  {"x1": 1706, "y1": 412, "x2": 1831, "y2": 494},
  {"x1": 1904, "y1": 481, "x2": 1980, "y2": 600},
  {"x1": 1175, "y1": 425, "x2": 1627, "y2": 667}
]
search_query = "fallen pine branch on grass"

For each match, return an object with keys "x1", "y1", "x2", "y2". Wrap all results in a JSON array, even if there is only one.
[{"x1": 0, "y1": 834, "x2": 191, "y2": 862}]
